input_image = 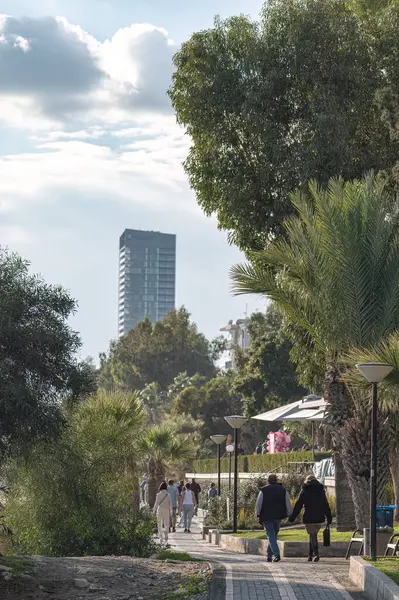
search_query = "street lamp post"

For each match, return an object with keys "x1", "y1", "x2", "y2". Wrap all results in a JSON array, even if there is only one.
[
  {"x1": 224, "y1": 415, "x2": 248, "y2": 533},
  {"x1": 356, "y1": 362, "x2": 393, "y2": 561},
  {"x1": 210, "y1": 435, "x2": 227, "y2": 497},
  {"x1": 226, "y1": 444, "x2": 234, "y2": 491}
]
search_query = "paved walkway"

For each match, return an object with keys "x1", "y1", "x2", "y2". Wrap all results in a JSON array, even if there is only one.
[{"x1": 170, "y1": 519, "x2": 367, "y2": 600}]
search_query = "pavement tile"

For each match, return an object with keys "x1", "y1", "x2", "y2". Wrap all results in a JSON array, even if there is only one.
[{"x1": 170, "y1": 518, "x2": 367, "y2": 600}]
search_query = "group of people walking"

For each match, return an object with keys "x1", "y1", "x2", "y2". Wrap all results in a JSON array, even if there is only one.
[
  {"x1": 152, "y1": 471, "x2": 331, "y2": 560},
  {"x1": 153, "y1": 478, "x2": 202, "y2": 543},
  {"x1": 256, "y1": 473, "x2": 332, "y2": 562}
]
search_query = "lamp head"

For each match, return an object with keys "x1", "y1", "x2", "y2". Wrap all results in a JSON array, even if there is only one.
[
  {"x1": 226, "y1": 444, "x2": 234, "y2": 453},
  {"x1": 224, "y1": 415, "x2": 248, "y2": 429},
  {"x1": 356, "y1": 362, "x2": 393, "y2": 383},
  {"x1": 210, "y1": 434, "x2": 227, "y2": 445}
]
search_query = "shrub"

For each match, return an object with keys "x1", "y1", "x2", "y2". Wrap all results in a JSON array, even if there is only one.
[
  {"x1": 5, "y1": 391, "x2": 157, "y2": 557},
  {"x1": 194, "y1": 451, "x2": 332, "y2": 474}
]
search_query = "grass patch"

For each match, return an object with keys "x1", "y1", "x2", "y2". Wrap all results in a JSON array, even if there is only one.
[
  {"x1": 367, "y1": 558, "x2": 399, "y2": 586},
  {"x1": 156, "y1": 549, "x2": 202, "y2": 562},
  {"x1": 163, "y1": 574, "x2": 209, "y2": 600},
  {"x1": 231, "y1": 528, "x2": 353, "y2": 542},
  {"x1": 0, "y1": 556, "x2": 30, "y2": 576}
]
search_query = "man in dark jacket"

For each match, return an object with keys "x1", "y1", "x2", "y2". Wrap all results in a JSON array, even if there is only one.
[
  {"x1": 289, "y1": 475, "x2": 332, "y2": 562},
  {"x1": 191, "y1": 478, "x2": 201, "y2": 515},
  {"x1": 256, "y1": 474, "x2": 292, "y2": 562}
]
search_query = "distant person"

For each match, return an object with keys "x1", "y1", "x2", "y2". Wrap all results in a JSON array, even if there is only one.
[
  {"x1": 177, "y1": 480, "x2": 185, "y2": 515},
  {"x1": 237, "y1": 444, "x2": 245, "y2": 456},
  {"x1": 153, "y1": 481, "x2": 172, "y2": 544},
  {"x1": 181, "y1": 482, "x2": 197, "y2": 533},
  {"x1": 208, "y1": 482, "x2": 218, "y2": 500},
  {"x1": 256, "y1": 474, "x2": 292, "y2": 563},
  {"x1": 190, "y1": 478, "x2": 201, "y2": 514},
  {"x1": 262, "y1": 442, "x2": 268, "y2": 454},
  {"x1": 167, "y1": 479, "x2": 180, "y2": 533},
  {"x1": 289, "y1": 475, "x2": 332, "y2": 562},
  {"x1": 255, "y1": 442, "x2": 263, "y2": 455}
]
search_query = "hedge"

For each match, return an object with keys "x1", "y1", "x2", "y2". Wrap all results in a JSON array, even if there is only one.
[{"x1": 193, "y1": 451, "x2": 332, "y2": 474}]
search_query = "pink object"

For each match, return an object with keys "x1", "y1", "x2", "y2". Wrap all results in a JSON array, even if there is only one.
[{"x1": 266, "y1": 431, "x2": 291, "y2": 454}]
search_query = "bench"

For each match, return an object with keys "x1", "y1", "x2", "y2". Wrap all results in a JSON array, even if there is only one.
[
  {"x1": 345, "y1": 529, "x2": 364, "y2": 559},
  {"x1": 384, "y1": 533, "x2": 399, "y2": 557}
]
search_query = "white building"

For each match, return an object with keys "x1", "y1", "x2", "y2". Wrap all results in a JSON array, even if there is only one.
[{"x1": 220, "y1": 318, "x2": 250, "y2": 369}]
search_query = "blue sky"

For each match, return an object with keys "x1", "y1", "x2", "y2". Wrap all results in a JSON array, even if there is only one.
[{"x1": 0, "y1": 0, "x2": 265, "y2": 360}]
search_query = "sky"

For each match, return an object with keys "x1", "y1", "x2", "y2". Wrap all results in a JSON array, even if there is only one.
[{"x1": 0, "y1": 0, "x2": 265, "y2": 360}]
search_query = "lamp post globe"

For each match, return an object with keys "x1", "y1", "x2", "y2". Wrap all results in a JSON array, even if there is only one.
[{"x1": 226, "y1": 444, "x2": 234, "y2": 490}]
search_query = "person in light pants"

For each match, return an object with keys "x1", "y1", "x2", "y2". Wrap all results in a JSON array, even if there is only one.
[
  {"x1": 153, "y1": 481, "x2": 172, "y2": 543},
  {"x1": 181, "y1": 482, "x2": 197, "y2": 533}
]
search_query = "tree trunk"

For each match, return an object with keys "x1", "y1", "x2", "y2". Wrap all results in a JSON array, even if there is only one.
[
  {"x1": 131, "y1": 476, "x2": 141, "y2": 510},
  {"x1": 147, "y1": 457, "x2": 157, "y2": 508},
  {"x1": 154, "y1": 460, "x2": 165, "y2": 491},
  {"x1": 325, "y1": 370, "x2": 391, "y2": 529},
  {"x1": 389, "y1": 447, "x2": 399, "y2": 522}
]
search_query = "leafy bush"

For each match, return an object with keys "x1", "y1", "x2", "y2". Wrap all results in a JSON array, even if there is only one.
[
  {"x1": 5, "y1": 391, "x2": 158, "y2": 557},
  {"x1": 194, "y1": 451, "x2": 332, "y2": 474}
]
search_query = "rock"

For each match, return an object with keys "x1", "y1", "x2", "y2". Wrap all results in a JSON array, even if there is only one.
[
  {"x1": 0, "y1": 565, "x2": 12, "y2": 573},
  {"x1": 74, "y1": 578, "x2": 90, "y2": 588},
  {"x1": 4, "y1": 574, "x2": 12, "y2": 581},
  {"x1": 89, "y1": 583, "x2": 107, "y2": 592}
]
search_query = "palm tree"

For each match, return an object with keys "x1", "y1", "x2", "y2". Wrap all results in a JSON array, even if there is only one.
[
  {"x1": 72, "y1": 389, "x2": 145, "y2": 508},
  {"x1": 231, "y1": 175, "x2": 399, "y2": 528},
  {"x1": 347, "y1": 333, "x2": 399, "y2": 521},
  {"x1": 138, "y1": 425, "x2": 195, "y2": 507}
]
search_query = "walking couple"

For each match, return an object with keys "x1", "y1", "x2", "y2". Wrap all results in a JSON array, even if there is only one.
[{"x1": 256, "y1": 474, "x2": 332, "y2": 563}]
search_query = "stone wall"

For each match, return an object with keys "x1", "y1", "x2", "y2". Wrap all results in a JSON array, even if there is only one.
[{"x1": 349, "y1": 557, "x2": 399, "y2": 600}]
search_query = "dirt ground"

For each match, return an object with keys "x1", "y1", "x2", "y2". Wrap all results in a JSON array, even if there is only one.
[{"x1": 0, "y1": 555, "x2": 211, "y2": 600}]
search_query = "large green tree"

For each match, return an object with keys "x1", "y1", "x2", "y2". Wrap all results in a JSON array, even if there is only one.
[
  {"x1": 0, "y1": 249, "x2": 92, "y2": 459},
  {"x1": 233, "y1": 306, "x2": 308, "y2": 416},
  {"x1": 98, "y1": 307, "x2": 217, "y2": 391},
  {"x1": 231, "y1": 175, "x2": 399, "y2": 528},
  {"x1": 169, "y1": 0, "x2": 399, "y2": 251}
]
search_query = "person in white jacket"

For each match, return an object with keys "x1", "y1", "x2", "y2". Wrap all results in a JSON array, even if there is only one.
[{"x1": 153, "y1": 481, "x2": 172, "y2": 543}]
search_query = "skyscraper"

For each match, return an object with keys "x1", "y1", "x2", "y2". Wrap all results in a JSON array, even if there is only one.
[{"x1": 118, "y1": 229, "x2": 176, "y2": 337}]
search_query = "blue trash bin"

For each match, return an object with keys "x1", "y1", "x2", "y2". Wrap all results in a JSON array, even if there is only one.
[{"x1": 376, "y1": 505, "x2": 396, "y2": 529}]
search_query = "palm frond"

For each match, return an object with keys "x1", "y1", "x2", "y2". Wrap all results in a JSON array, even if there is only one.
[{"x1": 230, "y1": 175, "x2": 399, "y2": 362}]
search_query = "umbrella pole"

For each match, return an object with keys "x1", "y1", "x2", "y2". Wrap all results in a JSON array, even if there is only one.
[{"x1": 311, "y1": 421, "x2": 315, "y2": 462}]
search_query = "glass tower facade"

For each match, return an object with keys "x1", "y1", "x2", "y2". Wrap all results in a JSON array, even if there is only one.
[{"x1": 118, "y1": 229, "x2": 176, "y2": 337}]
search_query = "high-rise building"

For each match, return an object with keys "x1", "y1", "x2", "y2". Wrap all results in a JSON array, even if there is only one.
[{"x1": 118, "y1": 229, "x2": 176, "y2": 337}]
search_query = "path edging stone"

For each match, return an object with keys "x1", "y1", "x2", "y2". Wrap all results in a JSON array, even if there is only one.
[
  {"x1": 219, "y1": 533, "x2": 349, "y2": 557},
  {"x1": 349, "y1": 556, "x2": 399, "y2": 600}
]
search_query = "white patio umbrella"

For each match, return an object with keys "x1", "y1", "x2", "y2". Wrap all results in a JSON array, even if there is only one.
[{"x1": 252, "y1": 395, "x2": 327, "y2": 461}]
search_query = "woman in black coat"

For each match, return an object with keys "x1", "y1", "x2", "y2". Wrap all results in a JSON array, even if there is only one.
[{"x1": 289, "y1": 475, "x2": 332, "y2": 562}]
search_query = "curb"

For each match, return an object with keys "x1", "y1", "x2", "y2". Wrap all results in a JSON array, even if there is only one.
[{"x1": 207, "y1": 561, "x2": 226, "y2": 600}]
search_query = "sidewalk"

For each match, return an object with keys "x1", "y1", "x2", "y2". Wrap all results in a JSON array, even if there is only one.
[{"x1": 170, "y1": 518, "x2": 367, "y2": 600}]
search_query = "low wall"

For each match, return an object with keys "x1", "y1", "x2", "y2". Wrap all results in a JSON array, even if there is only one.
[
  {"x1": 218, "y1": 533, "x2": 348, "y2": 558},
  {"x1": 350, "y1": 557, "x2": 399, "y2": 600},
  {"x1": 185, "y1": 472, "x2": 275, "y2": 481}
]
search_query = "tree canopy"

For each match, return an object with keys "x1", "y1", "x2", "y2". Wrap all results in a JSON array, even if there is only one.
[
  {"x1": 98, "y1": 307, "x2": 217, "y2": 391},
  {"x1": 169, "y1": 0, "x2": 399, "y2": 251},
  {"x1": 233, "y1": 306, "x2": 308, "y2": 416},
  {"x1": 0, "y1": 249, "x2": 91, "y2": 458},
  {"x1": 231, "y1": 174, "x2": 399, "y2": 527}
]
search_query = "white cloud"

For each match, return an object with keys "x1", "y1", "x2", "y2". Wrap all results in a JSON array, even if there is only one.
[
  {"x1": 0, "y1": 14, "x2": 176, "y2": 129},
  {"x1": 0, "y1": 10, "x2": 261, "y2": 360}
]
